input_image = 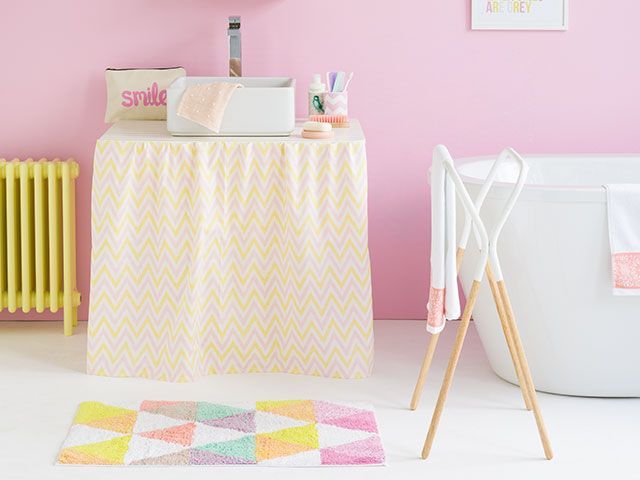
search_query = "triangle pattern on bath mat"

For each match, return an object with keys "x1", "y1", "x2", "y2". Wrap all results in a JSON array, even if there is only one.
[
  {"x1": 313, "y1": 400, "x2": 370, "y2": 423},
  {"x1": 256, "y1": 435, "x2": 314, "y2": 461},
  {"x1": 196, "y1": 434, "x2": 256, "y2": 463},
  {"x1": 140, "y1": 401, "x2": 197, "y2": 422},
  {"x1": 191, "y1": 422, "x2": 248, "y2": 447},
  {"x1": 133, "y1": 411, "x2": 188, "y2": 433},
  {"x1": 58, "y1": 447, "x2": 116, "y2": 465},
  {"x1": 140, "y1": 400, "x2": 180, "y2": 412},
  {"x1": 73, "y1": 401, "x2": 136, "y2": 425},
  {"x1": 322, "y1": 410, "x2": 378, "y2": 433},
  {"x1": 256, "y1": 400, "x2": 316, "y2": 423},
  {"x1": 61, "y1": 424, "x2": 123, "y2": 449},
  {"x1": 201, "y1": 411, "x2": 255, "y2": 432},
  {"x1": 125, "y1": 435, "x2": 189, "y2": 464},
  {"x1": 196, "y1": 402, "x2": 249, "y2": 422},
  {"x1": 316, "y1": 423, "x2": 375, "y2": 449},
  {"x1": 258, "y1": 449, "x2": 322, "y2": 466},
  {"x1": 263, "y1": 423, "x2": 319, "y2": 449},
  {"x1": 65, "y1": 435, "x2": 131, "y2": 465},
  {"x1": 190, "y1": 448, "x2": 255, "y2": 465},
  {"x1": 138, "y1": 422, "x2": 195, "y2": 446},
  {"x1": 58, "y1": 400, "x2": 386, "y2": 466},
  {"x1": 86, "y1": 412, "x2": 137, "y2": 434},
  {"x1": 130, "y1": 449, "x2": 191, "y2": 466},
  {"x1": 254, "y1": 410, "x2": 308, "y2": 434},
  {"x1": 320, "y1": 435, "x2": 385, "y2": 465}
]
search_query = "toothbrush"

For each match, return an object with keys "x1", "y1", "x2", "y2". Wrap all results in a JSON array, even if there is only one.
[
  {"x1": 328, "y1": 71, "x2": 337, "y2": 92},
  {"x1": 343, "y1": 72, "x2": 354, "y2": 92},
  {"x1": 332, "y1": 71, "x2": 346, "y2": 92}
]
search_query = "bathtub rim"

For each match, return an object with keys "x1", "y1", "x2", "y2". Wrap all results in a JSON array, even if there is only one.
[{"x1": 455, "y1": 154, "x2": 640, "y2": 203}]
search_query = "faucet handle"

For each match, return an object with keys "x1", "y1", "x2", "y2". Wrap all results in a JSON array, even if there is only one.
[
  {"x1": 228, "y1": 15, "x2": 242, "y2": 77},
  {"x1": 228, "y1": 16, "x2": 241, "y2": 31}
]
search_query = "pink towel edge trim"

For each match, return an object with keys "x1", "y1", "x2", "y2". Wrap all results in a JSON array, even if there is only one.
[
  {"x1": 426, "y1": 287, "x2": 445, "y2": 334},
  {"x1": 612, "y1": 252, "x2": 640, "y2": 289}
]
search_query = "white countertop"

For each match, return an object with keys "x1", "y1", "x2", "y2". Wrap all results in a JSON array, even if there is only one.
[{"x1": 99, "y1": 120, "x2": 365, "y2": 143}]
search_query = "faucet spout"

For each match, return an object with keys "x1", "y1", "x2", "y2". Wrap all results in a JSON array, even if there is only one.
[{"x1": 228, "y1": 16, "x2": 242, "y2": 77}]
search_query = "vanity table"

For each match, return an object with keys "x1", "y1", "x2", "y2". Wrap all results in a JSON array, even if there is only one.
[{"x1": 87, "y1": 121, "x2": 374, "y2": 381}]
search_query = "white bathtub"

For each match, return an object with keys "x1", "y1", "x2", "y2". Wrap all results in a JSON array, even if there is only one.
[{"x1": 457, "y1": 155, "x2": 640, "y2": 397}]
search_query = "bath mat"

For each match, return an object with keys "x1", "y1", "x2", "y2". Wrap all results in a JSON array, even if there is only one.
[{"x1": 56, "y1": 400, "x2": 385, "y2": 467}]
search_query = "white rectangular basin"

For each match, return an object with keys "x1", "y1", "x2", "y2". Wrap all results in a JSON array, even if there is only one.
[{"x1": 167, "y1": 77, "x2": 295, "y2": 137}]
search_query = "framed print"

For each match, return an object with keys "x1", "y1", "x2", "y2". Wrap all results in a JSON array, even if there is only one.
[{"x1": 472, "y1": 0, "x2": 569, "y2": 30}]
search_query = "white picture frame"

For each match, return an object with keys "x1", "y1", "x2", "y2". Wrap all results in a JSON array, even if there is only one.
[{"x1": 472, "y1": 0, "x2": 569, "y2": 30}]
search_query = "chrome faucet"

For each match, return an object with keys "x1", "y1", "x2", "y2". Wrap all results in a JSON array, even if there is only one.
[{"x1": 228, "y1": 16, "x2": 242, "y2": 77}]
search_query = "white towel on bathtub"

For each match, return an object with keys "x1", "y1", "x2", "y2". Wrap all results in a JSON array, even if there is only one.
[
  {"x1": 426, "y1": 156, "x2": 461, "y2": 334},
  {"x1": 605, "y1": 184, "x2": 640, "y2": 295}
]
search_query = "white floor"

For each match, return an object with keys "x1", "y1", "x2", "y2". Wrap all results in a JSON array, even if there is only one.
[{"x1": 0, "y1": 320, "x2": 637, "y2": 479}]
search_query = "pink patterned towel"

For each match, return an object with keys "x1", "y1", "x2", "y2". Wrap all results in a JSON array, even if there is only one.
[
  {"x1": 177, "y1": 82, "x2": 242, "y2": 133},
  {"x1": 605, "y1": 184, "x2": 640, "y2": 295}
]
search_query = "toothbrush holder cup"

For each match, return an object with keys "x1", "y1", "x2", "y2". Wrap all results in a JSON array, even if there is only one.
[{"x1": 323, "y1": 92, "x2": 348, "y2": 116}]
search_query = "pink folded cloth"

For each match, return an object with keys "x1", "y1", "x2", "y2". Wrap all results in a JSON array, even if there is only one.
[{"x1": 177, "y1": 82, "x2": 243, "y2": 133}]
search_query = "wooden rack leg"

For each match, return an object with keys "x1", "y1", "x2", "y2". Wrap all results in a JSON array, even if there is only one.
[
  {"x1": 497, "y1": 280, "x2": 553, "y2": 460},
  {"x1": 421, "y1": 280, "x2": 480, "y2": 459},
  {"x1": 455, "y1": 247, "x2": 464, "y2": 272},
  {"x1": 410, "y1": 333, "x2": 440, "y2": 410},
  {"x1": 486, "y1": 265, "x2": 532, "y2": 411},
  {"x1": 409, "y1": 247, "x2": 466, "y2": 410}
]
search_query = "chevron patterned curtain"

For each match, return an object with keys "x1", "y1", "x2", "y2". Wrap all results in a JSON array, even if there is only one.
[{"x1": 87, "y1": 139, "x2": 374, "y2": 381}]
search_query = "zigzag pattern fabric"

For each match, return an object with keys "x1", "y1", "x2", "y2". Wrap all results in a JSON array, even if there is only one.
[
  {"x1": 57, "y1": 400, "x2": 385, "y2": 466},
  {"x1": 323, "y1": 93, "x2": 349, "y2": 116},
  {"x1": 87, "y1": 138, "x2": 374, "y2": 381}
]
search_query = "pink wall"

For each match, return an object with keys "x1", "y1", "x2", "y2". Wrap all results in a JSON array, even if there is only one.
[{"x1": 2, "y1": 0, "x2": 639, "y2": 321}]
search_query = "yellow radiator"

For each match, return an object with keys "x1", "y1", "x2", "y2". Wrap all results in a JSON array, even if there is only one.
[{"x1": 0, "y1": 158, "x2": 80, "y2": 335}]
